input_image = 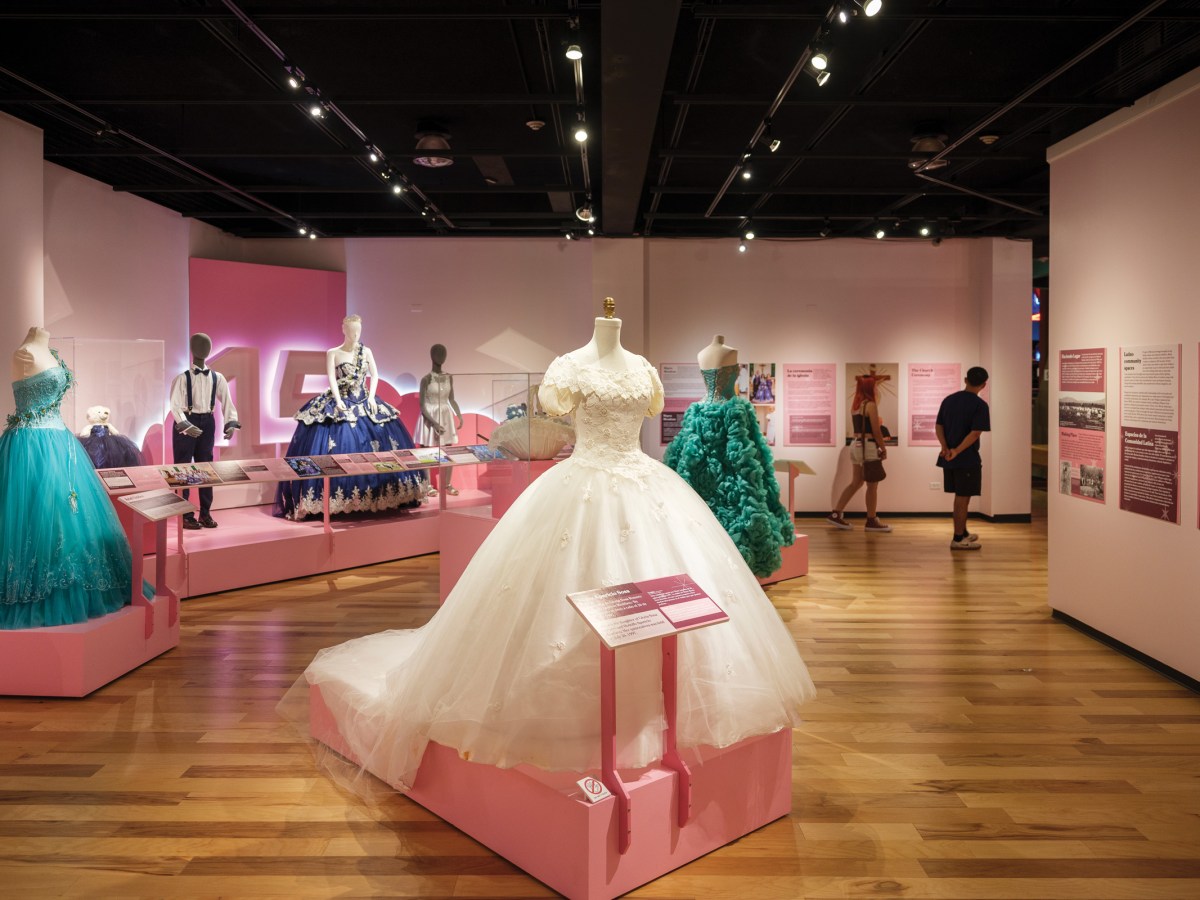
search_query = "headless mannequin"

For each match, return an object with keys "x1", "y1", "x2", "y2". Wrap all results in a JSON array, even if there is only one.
[
  {"x1": 569, "y1": 297, "x2": 638, "y2": 372},
  {"x1": 12, "y1": 327, "x2": 55, "y2": 381},
  {"x1": 329, "y1": 316, "x2": 380, "y2": 419},
  {"x1": 418, "y1": 344, "x2": 463, "y2": 495},
  {"x1": 697, "y1": 334, "x2": 738, "y2": 370}
]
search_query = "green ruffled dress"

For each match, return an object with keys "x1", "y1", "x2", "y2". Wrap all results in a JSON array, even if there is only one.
[{"x1": 664, "y1": 364, "x2": 794, "y2": 577}]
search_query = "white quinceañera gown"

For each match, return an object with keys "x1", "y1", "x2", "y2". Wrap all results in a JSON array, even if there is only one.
[{"x1": 303, "y1": 352, "x2": 815, "y2": 791}]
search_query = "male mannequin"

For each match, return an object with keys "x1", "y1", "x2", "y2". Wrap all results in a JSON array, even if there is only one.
[{"x1": 168, "y1": 333, "x2": 240, "y2": 529}]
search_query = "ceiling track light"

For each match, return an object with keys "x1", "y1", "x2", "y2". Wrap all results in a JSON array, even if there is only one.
[
  {"x1": 873, "y1": 224, "x2": 886, "y2": 240},
  {"x1": 737, "y1": 239, "x2": 747, "y2": 253},
  {"x1": 565, "y1": 44, "x2": 583, "y2": 61},
  {"x1": 575, "y1": 203, "x2": 595, "y2": 223},
  {"x1": 810, "y1": 45, "x2": 830, "y2": 71},
  {"x1": 297, "y1": 225, "x2": 308, "y2": 236},
  {"x1": 819, "y1": 219, "x2": 833, "y2": 238},
  {"x1": 574, "y1": 124, "x2": 589, "y2": 143},
  {"x1": 743, "y1": 223, "x2": 756, "y2": 240},
  {"x1": 308, "y1": 232, "x2": 317, "y2": 240},
  {"x1": 835, "y1": 1, "x2": 854, "y2": 24},
  {"x1": 392, "y1": 183, "x2": 403, "y2": 195},
  {"x1": 308, "y1": 102, "x2": 324, "y2": 118},
  {"x1": 919, "y1": 224, "x2": 931, "y2": 237},
  {"x1": 760, "y1": 120, "x2": 781, "y2": 153},
  {"x1": 564, "y1": 231, "x2": 575, "y2": 241},
  {"x1": 806, "y1": 63, "x2": 831, "y2": 86},
  {"x1": 857, "y1": 0, "x2": 883, "y2": 17}
]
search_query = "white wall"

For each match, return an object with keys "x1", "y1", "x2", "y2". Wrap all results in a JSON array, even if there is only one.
[
  {"x1": 0, "y1": 112, "x2": 45, "y2": 422},
  {"x1": 43, "y1": 163, "x2": 192, "y2": 374},
  {"x1": 1047, "y1": 68, "x2": 1200, "y2": 680},
  {"x1": 645, "y1": 237, "x2": 1031, "y2": 515}
]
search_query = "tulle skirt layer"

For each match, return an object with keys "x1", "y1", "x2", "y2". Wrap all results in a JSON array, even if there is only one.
[
  {"x1": 304, "y1": 451, "x2": 815, "y2": 791},
  {"x1": 0, "y1": 423, "x2": 133, "y2": 629},
  {"x1": 275, "y1": 392, "x2": 427, "y2": 520},
  {"x1": 664, "y1": 397, "x2": 794, "y2": 577},
  {"x1": 79, "y1": 432, "x2": 144, "y2": 469}
]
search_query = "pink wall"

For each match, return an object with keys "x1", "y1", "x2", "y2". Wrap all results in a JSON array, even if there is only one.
[
  {"x1": 644, "y1": 237, "x2": 1030, "y2": 515},
  {"x1": 1047, "y1": 69, "x2": 1200, "y2": 679}
]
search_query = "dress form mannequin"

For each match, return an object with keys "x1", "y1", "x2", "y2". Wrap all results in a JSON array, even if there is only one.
[
  {"x1": 569, "y1": 297, "x2": 638, "y2": 372},
  {"x1": 416, "y1": 343, "x2": 464, "y2": 496},
  {"x1": 12, "y1": 327, "x2": 55, "y2": 382},
  {"x1": 697, "y1": 334, "x2": 738, "y2": 370}
]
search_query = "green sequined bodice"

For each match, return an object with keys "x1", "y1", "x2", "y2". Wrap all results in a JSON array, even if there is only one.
[
  {"x1": 7, "y1": 354, "x2": 71, "y2": 431},
  {"x1": 701, "y1": 365, "x2": 739, "y2": 402}
]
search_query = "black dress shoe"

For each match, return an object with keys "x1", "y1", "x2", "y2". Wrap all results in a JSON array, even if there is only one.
[
  {"x1": 182, "y1": 515, "x2": 202, "y2": 530},
  {"x1": 199, "y1": 515, "x2": 218, "y2": 529}
]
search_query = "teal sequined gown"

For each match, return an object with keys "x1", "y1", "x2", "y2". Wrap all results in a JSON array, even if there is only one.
[
  {"x1": 0, "y1": 352, "x2": 133, "y2": 629},
  {"x1": 664, "y1": 364, "x2": 794, "y2": 577}
]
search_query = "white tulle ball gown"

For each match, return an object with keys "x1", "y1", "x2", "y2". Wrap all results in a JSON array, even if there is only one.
[{"x1": 303, "y1": 351, "x2": 815, "y2": 791}]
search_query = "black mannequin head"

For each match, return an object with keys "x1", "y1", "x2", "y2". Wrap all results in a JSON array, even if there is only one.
[
  {"x1": 190, "y1": 333, "x2": 212, "y2": 366},
  {"x1": 430, "y1": 344, "x2": 447, "y2": 367}
]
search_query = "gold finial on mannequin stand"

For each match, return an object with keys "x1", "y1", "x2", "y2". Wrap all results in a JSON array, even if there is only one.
[{"x1": 603, "y1": 297, "x2": 616, "y2": 318}]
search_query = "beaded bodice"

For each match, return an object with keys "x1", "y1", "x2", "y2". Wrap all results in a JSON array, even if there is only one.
[
  {"x1": 702, "y1": 364, "x2": 739, "y2": 403},
  {"x1": 538, "y1": 354, "x2": 664, "y2": 469},
  {"x1": 7, "y1": 353, "x2": 71, "y2": 431},
  {"x1": 333, "y1": 344, "x2": 366, "y2": 396}
]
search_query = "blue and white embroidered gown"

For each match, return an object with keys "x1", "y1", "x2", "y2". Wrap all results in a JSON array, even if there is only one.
[
  {"x1": 275, "y1": 343, "x2": 427, "y2": 519},
  {"x1": 303, "y1": 352, "x2": 814, "y2": 791},
  {"x1": 0, "y1": 353, "x2": 134, "y2": 629}
]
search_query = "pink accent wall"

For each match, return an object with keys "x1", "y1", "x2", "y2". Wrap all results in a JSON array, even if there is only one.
[
  {"x1": 188, "y1": 258, "x2": 346, "y2": 445},
  {"x1": 1048, "y1": 69, "x2": 1200, "y2": 680}
]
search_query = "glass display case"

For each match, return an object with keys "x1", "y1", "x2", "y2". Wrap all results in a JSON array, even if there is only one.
[{"x1": 50, "y1": 338, "x2": 166, "y2": 467}]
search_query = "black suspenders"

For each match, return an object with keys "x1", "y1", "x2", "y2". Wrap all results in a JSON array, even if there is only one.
[{"x1": 184, "y1": 370, "x2": 219, "y2": 414}]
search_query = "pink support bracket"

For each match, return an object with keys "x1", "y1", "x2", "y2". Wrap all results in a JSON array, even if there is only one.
[
  {"x1": 660, "y1": 634, "x2": 693, "y2": 827},
  {"x1": 599, "y1": 635, "x2": 693, "y2": 855},
  {"x1": 321, "y1": 475, "x2": 332, "y2": 536},
  {"x1": 599, "y1": 644, "x2": 633, "y2": 854}
]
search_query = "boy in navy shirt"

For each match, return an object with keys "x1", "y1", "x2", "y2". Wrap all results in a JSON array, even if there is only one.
[{"x1": 936, "y1": 366, "x2": 990, "y2": 550}]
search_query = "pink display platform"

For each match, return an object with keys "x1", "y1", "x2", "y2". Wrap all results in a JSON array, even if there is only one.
[
  {"x1": 438, "y1": 507, "x2": 499, "y2": 602},
  {"x1": 166, "y1": 502, "x2": 446, "y2": 598},
  {"x1": 488, "y1": 458, "x2": 556, "y2": 517},
  {"x1": 0, "y1": 514, "x2": 180, "y2": 698},
  {"x1": 309, "y1": 685, "x2": 792, "y2": 900},
  {"x1": 758, "y1": 534, "x2": 809, "y2": 586},
  {"x1": 0, "y1": 594, "x2": 178, "y2": 697}
]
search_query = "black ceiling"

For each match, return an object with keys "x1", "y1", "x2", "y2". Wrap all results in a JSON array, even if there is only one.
[{"x1": 3, "y1": 1, "x2": 1200, "y2": 256}]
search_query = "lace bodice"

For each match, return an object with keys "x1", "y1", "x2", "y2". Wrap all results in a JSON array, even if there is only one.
[
  {"x1": 702, "y1": 364, "x2": 739, "y2": 403},
  {"x1": 538, "y1": 354, "x2": 664, "y2": 469},
  {"x1": 7, "y1": 354, "x2": 71, "y2": 431}
]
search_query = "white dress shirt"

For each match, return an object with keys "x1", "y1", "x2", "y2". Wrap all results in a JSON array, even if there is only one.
[{"x1": 169, "y1": 366, "x2": 239, "y2": 429}]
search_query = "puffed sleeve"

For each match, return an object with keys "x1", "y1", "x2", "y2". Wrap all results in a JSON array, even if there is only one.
[
  {"x1": 645, "y1": 360, "x2": 665, "y2": 418},
  {"x1": 537, "y1": 355, "x2": 580, "y2": 417}
]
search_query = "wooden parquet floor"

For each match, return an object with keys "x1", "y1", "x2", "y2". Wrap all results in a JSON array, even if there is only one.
[{"x1": 2, "y1": 501, "x2": 1200, "y2": 899}]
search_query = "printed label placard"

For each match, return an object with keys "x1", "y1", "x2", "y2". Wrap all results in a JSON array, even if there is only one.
[{"x1": 567, "y1": 574, "x2": 728, "y2": 649}]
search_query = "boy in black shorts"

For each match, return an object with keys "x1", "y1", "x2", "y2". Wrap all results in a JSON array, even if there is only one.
[{"x1": 936, "y1": 366, "x2": 990, "y2": 550}]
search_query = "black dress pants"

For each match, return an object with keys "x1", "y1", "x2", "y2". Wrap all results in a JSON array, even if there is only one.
[{"x1": 172, "y1": 412, "x2": 216, "y2": 516}]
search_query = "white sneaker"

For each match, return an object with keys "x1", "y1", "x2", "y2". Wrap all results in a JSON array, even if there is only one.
[
  {"x1": 962, "y1": 531, "x2": 979, "y2": 543},
  {"x1": 825, "y1": 513, "x2": 853, "y2": 530},
  {"x1": 950, "y1": 537, "x2": 981, "y2": 550}
]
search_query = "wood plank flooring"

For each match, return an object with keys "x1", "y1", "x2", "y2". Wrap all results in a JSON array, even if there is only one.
[{"x1": 2, "y1": 501, "x2": 1199, "y2": 898}]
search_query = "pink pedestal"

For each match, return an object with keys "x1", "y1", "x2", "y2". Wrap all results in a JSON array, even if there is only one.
[
  {"x1": 758, "y1": 533, "x2": 809, "y2": 586},
  {"x1": 438, "y1": 508, "x2": 499, "y2": 603},
  {"x1": 488, "y1": 459, "x2": 556, "y2": 518},
  {"x1": 309, "y1": 685, "x2": 792, "y2": 900},
  {"x1": 167, "y1": 503, "x2": 442, "y2": 598},
  {"x1": 0, "y1": 593, "x2": 179, "y2": 697}
]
